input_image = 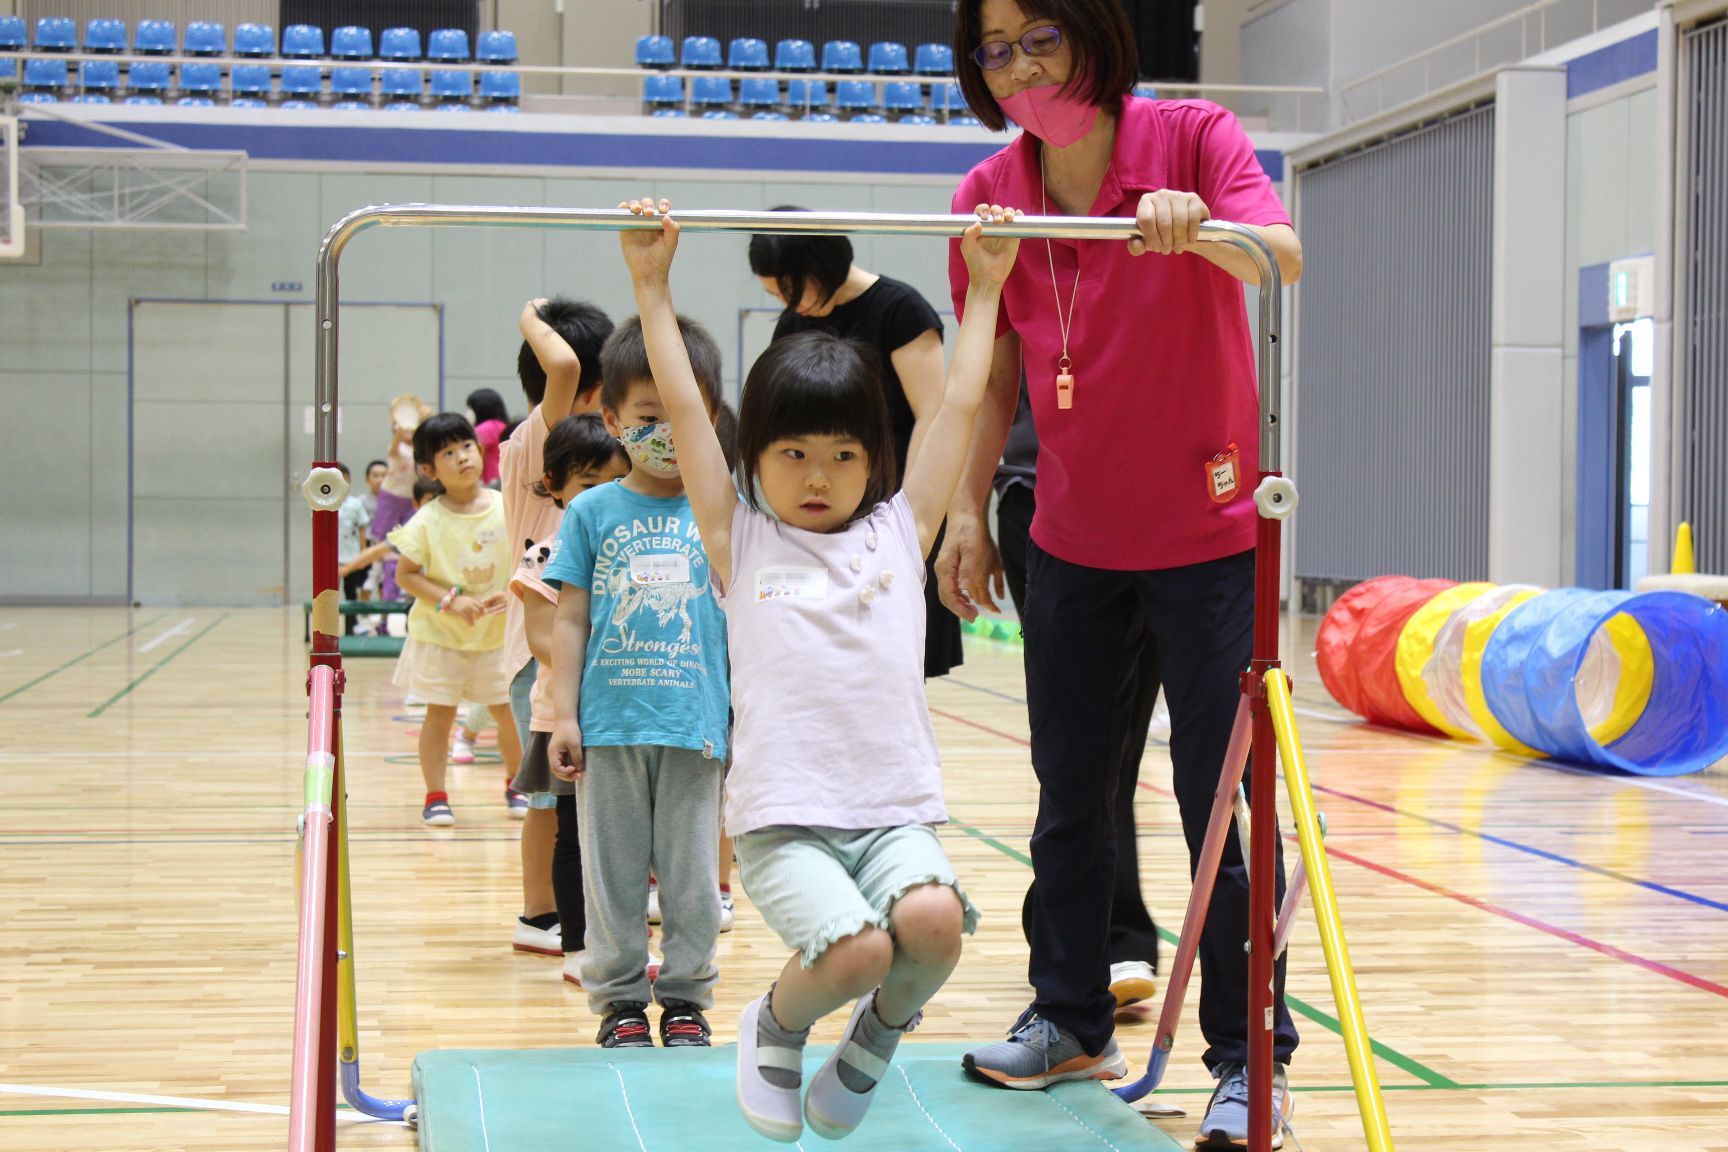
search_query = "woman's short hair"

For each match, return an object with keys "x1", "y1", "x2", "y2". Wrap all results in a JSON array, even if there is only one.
[{"x1": 952, "y1": 0, "x2": 1139, "y2": 133}]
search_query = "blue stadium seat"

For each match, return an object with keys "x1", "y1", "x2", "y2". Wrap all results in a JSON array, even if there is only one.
[
  {"x1": 933, "y1": 82, "x2": 980, "y2": 125},
  {"x1": 79, "y1": 59, "x2": 120, "y2": 100},
  {"x1": 0, "y1": 15, "x2": 25, "y2": 50},
  {"x1": 868, "y1": 42, "x2": 910, "y2": 74},
  {"x1": 477, "y1": 30, "x2": 517, "y2": 64},
  {"x1": 125, "y1": 61, "x2": 171, "y2": 103},
  {"x1": 702, "y1": 109, "x2": 739, "y2": 120},
  {"x1": 179, "y1": 62, "x2": 222, "y2": 104},
  {"x1": 18, "y1": 91, "x2": 59, "y2": 104},
  {"x1": 230, "y1": 64, "x2": 273, "y2": 105},
  {"x1": 434, "y1": 102, "x2": 471, "y2": 113},
  {"x1": 479, "y1": 70, "x2": 520, "y2": 103},
  {"x1": 331, "y1": 26, "x2": 372, "y2": 60},
  {"x1": 785, "y1": 79, "x2": 828, "y2": 113},
  {"x1": 279, "y1": 65, "x2": 324, "y2": 103},
  {"x1": 914, "y1": 43, "x2": 954, "y2": 76},
  {"x1": 835, "y1": 79, "x2": 878, "y2": 113},
  {"x1": 636, "y1": 35, "x2": 675, "y2": 69},
  {"x1": 774, "y1": 39, "x2": 816, "y2": 72},
  {"x1": 23, "y1": 57, "x2": 68, "y2": 91},
  {"x1": 33, "y1": 16, "x2": 76, "y2": 51},
  {"x1": 133, "y1": 19, "x2": 176, "y2": 55},
  {"x1": 381, "y1": 68, "x2": 423, "y2": 107},
  {"x1": 689, "y1": 74, "x2": 731, "y2": 110},
  {"x1": 752, "y1": 110, "x2": 790, "y2": 121},
  {"x1": 184, "y1": 21, "x2": 225, "y2": 56},
  {"x1": 429, "y1": 69, "x2": 471, "y2": 103},
  {"x1": 281, "y1": 25, "x2": 324, "y2": 59},
  {"x1": 728, "y1": 37, "x2": 769, "y2": 71},
  {"x1": 737, "y1": 77, "x2": 780, "y2": 110},
  {"x1": 882, "y1": 80, "x2": 925, "y2": 116},
  {"x1": 331, "y1": 66, "x2": 373, "y2": 104},
  {"x1": 84, "y1": 19, "x2": 127, "y2": 54},
  {"x1": 427, "y1": 29, "x2": 470, "y2": 63},
  {"x1": 681, "y1": 36, "x2": 722, "y2": 69},
  {"x1": 821, "y1": 40, "x2": 863, "y2": 73},
  {"x1": 380, "y1": 27, "x2": 421, "y2": 61},
  {"x1": 642, "y1": 73, "x2": 683, "y2": 110},
  {"x1": 234, "y1": 24, "x2": 275, "y2": 57},
  {"x1": 0, "y1": 61, "x2": 13, "y2": 85}
]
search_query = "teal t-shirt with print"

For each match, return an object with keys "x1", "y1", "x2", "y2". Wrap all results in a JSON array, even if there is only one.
[{"x1": 543, "y1": 481, "x2": 729, "y2": 760}]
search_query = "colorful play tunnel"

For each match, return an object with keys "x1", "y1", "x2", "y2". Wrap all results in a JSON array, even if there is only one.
[{"x1": 1316, "y1": 576, "x2": 1728, "y2": 775}]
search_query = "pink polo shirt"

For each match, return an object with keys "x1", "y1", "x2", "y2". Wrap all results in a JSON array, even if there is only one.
[{"x1": 950, "y1": 97, "x2": 1290, "y2": 571}]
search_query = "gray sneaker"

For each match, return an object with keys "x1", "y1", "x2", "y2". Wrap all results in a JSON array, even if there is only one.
[
  {"x1": 1195, "y1": 1061, "x2": 1292, "y2": 1150},
  {"x1": 961, "y1": 1011, "x2": 1129, "y2": 1090}
]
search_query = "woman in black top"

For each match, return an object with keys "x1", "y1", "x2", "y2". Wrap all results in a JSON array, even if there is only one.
[{"x1": 749, "y1": 217, "x2": 964, "y2": 678}]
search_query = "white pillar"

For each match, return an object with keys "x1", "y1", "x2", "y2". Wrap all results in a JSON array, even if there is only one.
[{"x1": 1489, "y1": 66, "x2": 1569, "y2": 586}]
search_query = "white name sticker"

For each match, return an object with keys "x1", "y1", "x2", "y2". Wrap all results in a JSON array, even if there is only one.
[
  {"x1": 756, "y1": 565, "x2": 830, "y2": 603},
  {"x1": 630, "y1": 553, "x2": 691, "y2": 586}
]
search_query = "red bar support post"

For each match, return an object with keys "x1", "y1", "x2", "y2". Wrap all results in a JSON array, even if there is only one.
[{"x1": 1246, "y1": 481, "x2": 1285, "y2": 1152}]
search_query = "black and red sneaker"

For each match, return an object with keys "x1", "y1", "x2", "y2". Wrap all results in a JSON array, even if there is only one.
[
  {"x1": 598, "y1": 1002, "x2": 654, "y2": 1048},
  {"x1": 658, "y1": 1000, "x2": 713, "y2": 1048}
]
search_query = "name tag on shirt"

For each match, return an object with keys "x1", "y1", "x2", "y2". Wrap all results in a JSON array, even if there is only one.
[
  {"x1": 630, "y1": 553, "x2": 691, "y2": 586},
  {"x1": 756, "y1": 565, "x2": 829, "y2": 603}
]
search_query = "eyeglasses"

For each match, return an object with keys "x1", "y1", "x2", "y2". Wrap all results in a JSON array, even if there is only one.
[{"x1": 973, "y1": 25, "x2": 1062, "y2": 71}]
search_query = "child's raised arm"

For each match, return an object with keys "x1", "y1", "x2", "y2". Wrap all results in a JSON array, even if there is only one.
[
  {"x1": 903, "y1": 207, "x2": 1021, "y2": 558},
  {"x1": 618, "y1": 198, "x2": 739, "y2": 589},
  {"x1": 519, "y1": 297, "x2": 582, "y2": 429}
]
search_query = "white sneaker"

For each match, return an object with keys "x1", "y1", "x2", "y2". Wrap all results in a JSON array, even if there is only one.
[
  {"x1": 719, "y1": 889, "x2": 735, "y2": 933},
  {"x1": 512, "y1": 917, "x2": 561, "y2": 956},
  {"x1": 451, "y1": 738, "x2": 476, "y2": 765},
  {"x1": 562, "y1": 951, "x2": 586, "y2": 986},
  {"x1": 1110, "y1": 959, "x2": 1158, "y2": 1007},
  {"x1": 646, "y1": 880, "x2": 662, "y2": 925}
]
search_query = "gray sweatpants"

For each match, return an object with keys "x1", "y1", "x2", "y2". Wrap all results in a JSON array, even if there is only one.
[{"x1": 576, "y1": 744, "x2": 722, "y2": 1013}]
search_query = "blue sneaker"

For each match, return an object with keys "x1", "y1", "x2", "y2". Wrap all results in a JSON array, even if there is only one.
[
  {"x1": 1195, "y1": 1060, "x2": 1292, "y2": 1150},
  {"x1": 421, "y1": 798, "x2": 454, "y2": 826},
  {"x1": 961, "y1": 1009, "x2": 1128, "y2": 1090}
]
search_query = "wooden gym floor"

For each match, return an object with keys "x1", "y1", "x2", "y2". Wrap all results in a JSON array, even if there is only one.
[{"x1": 0, "y1": 605, "x2": 1724, "y2": 1150}]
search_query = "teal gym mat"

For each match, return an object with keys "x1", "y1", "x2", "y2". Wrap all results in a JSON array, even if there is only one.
[{"x1": 412, "y1": 1043, "x2": 1184, "y2": 1151}]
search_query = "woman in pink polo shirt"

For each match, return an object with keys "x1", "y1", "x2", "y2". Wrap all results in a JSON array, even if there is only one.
[{"x1": 938, "y1": 0, "x2": 1305, "y2": 1143}]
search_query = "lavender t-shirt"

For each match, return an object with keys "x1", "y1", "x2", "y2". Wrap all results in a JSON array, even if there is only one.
[{"x1": 717, "y1": 492, "x2": 947, "y2": 837}]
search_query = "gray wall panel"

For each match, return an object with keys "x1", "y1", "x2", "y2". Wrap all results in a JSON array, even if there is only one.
[
  {"x1": 1295, "y1": 105, "x2": 1495, "y2": 583},
  {"x1": 0, "y1": 372, "x2": 93, "y2": 597},
  {"x1": 1680, "y1": 20, "x2": 1728, "y2": 572}
]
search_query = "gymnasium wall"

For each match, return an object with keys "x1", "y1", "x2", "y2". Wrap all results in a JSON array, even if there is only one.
[{"x1": 0, "y1": 164, "x2": 958, "y2": 604}]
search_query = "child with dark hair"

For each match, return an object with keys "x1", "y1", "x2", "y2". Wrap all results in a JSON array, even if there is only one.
[
  {"x1": 623, "y1": 198, "x2": 1019, "y2": 1141},
  {"x1": 508, "y1": 413, "x2": 630, "y2": 985},
  {"x1": 544, "y1": 311, "x2": 731, "y2": 1051},
  {"x1": 467, "y1": 388, "x2": 511, "y2": 487},
  {"x1": 498, "y1": 296, "x2": 617, "y2": 955},
  {"x1": 388, "y1": 413, "x2": 522, "y2": 827}
]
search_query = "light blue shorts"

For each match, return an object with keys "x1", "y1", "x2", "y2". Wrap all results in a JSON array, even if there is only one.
[{"x1": 734, "y1": 823, "x2": 980, "y2": 968}]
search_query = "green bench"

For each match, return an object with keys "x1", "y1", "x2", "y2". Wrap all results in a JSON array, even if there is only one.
[{"x1": 302, "y1": 599, "x2": 412, "y2": 657}]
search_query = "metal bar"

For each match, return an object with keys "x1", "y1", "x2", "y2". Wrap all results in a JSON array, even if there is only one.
[
  {"x1": 1266, "y1": 669, "x2": 1397, "y2": 1152},
  {"x1": 1114, "y1": 697, "x2": 1253, "y2": 1103},
  {"x1": 287, "y1": 666, "x2": 337, "y2": 1152}
]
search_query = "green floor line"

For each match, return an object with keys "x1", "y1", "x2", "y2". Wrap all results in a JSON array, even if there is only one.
[
  {"x1": 949, "y1": 819, "x2": 1459, "y2": 1090},
  {"x1": 0, "y1": 614, "x2": 168, "y2": 706},
  {"x1": 87, "y1": 613, "x2": 230, "y2": 718}
]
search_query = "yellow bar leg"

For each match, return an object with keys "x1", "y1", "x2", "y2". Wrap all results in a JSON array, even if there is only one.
[{"x1": 1265, "y1": 669, "x2": 1397, "y2": 1152}]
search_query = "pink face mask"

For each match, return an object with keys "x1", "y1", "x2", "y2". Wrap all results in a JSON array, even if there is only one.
[{"x1": 997, "y1": 83, "x2": 1100, "y2": 148}]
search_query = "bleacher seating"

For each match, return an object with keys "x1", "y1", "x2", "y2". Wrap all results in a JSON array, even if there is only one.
[
  {"x1": 738, "y1": 76, "x2": 780, "y2": 112},
  {"x1": 184, "y1": 21, "x2": 225, "y2": 56},
  {"x1": 23, "y1": 57, "x2": 68, "y2": 92},
  {"x1": 774, "y1": 39, "x2": 816, "y2": 72},
  {"x1": 34, "y1": 16, "x2": 76, "y2": 51},
  {"x1": 477, "y1": 31, "x2": 518, "y2": 64},
  {"x1": 234, "y1": 23, "x2": 275, "y2": 57},
  {"x1": 882, "y1": 80, "x2": 927, "y2": 119},
  {"x1": 331, "y1": 66, "x2": 374, "y2": 108},
  {"x1": 381, "y1": 68, "x2": 424, "y2": 108},
  {"x1": 785, "y1": 79, "x2": 829, "y2": 114},
  {"x1": 822, "y1": 40, "x2": 864, "y2": 73},
  {"x1": 868, "y1": 42, "x2": 909, "y2": 74},
  {"x1": 281, "y1": 25, "x2": 324, "y2": 59},
  {"x1": 133, "y1": 19, "x2": 175, "y2": 55},
  {"x1": 914, "y1": 43, "x2": 954, "y2": 75},
  {"x1": 78, "y1": 59, "x2": 120, "y2": 101},
  {"x1": 279, "y1": 65, "x2": 324, "y2": 107},
  {"x1": 834, "y1": 79, "x2": 878, "y2": 116},
  {"x1": 728, "y1": 37, "x2": 769, "y2": 71},
  {"x1": 0, "y1": 16, "x2": 25, "y2": 51},
  {"x1": 689, "y1": 74, "x2": 732, "y2": 112},
  {"x1": 636, "y1": 34, "x2": 675, "y2": 69},
  {"x1": 85, "y1": 18, "x2": 127, "y2": 53},
  {"x1": 479, "y1": 69, "x2": 521, "y2": 107},
  {"x1": 427, "y1": 29, "x2": 470, "y2": 63},
  {"x1": 643, "y1": 73, "x2": 683, "y2": 115},
  {"x1": 932, "y1": 82, "x2": 979, "y2": 124},
  {"x1": 681, "y1": 36, "x2": 722, "y2": 69},
  {"x1": 331, "y1": 26, "x2": 372, "y2": 61},
  {"x1": 179, "y1": 62, "x2": 223, "y2": 105},
  {"x1": 125, "y1": 60, "x2": 170, "y2": 103},
  {"x1": 381, "y1": 27, "x2": 421, "y2": 61},
  {"x1": 430, "y1": 68, "x2": 471, "y2": 105},
  {"x1": 229, "y1": 64, "x2": 272, "y2": 106}
]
